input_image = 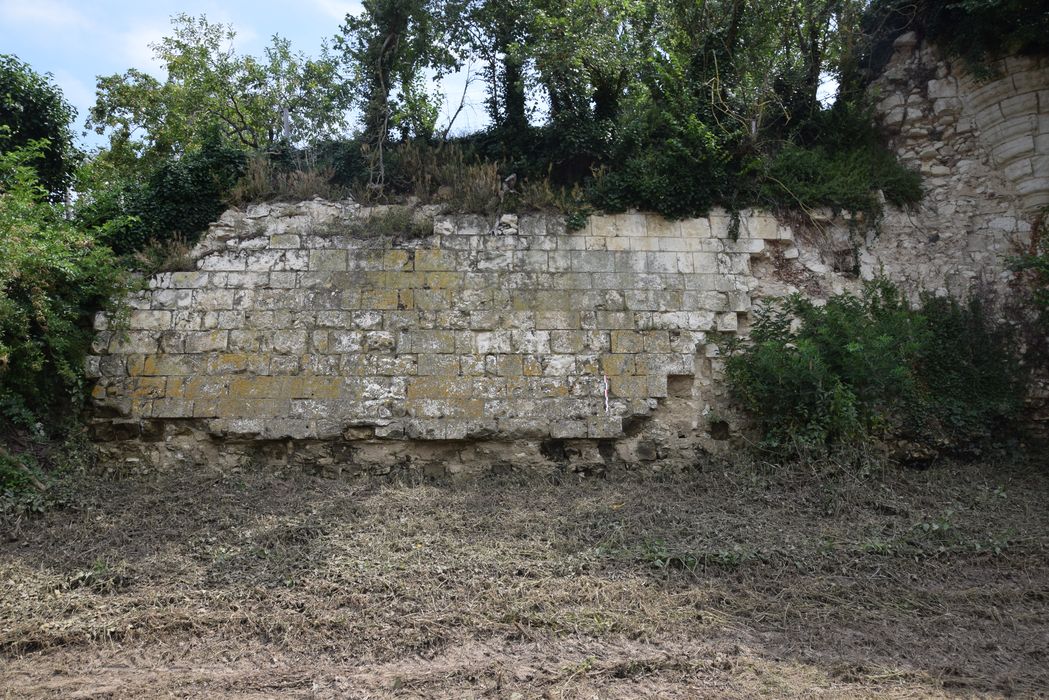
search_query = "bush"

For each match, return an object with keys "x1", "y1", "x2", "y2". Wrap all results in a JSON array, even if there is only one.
[
  {"x1": 76, "y1": 135, "x2": 245, "y2": 257},
  {"x1": 589, "y1": 98, "x2": 732, "y2": 219},
  {"x1": 228, "y1": 155, "x2": 345, "y2": 207},
  {"x1": 726, "y1": 279, "x2": 1024, "y2": 456},
  {"x1": 0, "y1": 145, "x2": 127, "y2": 425}
]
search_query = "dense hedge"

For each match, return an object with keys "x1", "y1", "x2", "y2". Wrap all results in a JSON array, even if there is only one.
[{"x1": 726, "y1": 279, "x2": 1025, "y2": 457}]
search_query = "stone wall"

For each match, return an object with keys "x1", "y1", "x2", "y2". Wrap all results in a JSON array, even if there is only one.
[
  {"x1": 86, "y1": 37, "x2": 1047, "y2": 475},
  {"x1": 862, "y1": 33, "x2": 1047, "y2": 297},
  {"x1": 88, "y1": 202, "x2": 790, "y2": 475}
]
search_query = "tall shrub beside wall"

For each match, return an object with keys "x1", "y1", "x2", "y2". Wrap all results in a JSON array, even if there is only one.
[
  {"x1": 726, "y1": 279, "x2": 1025, "y2": 458},
  {"x1": 0, "y1": 145, "x2": 125, "y2": 425}
]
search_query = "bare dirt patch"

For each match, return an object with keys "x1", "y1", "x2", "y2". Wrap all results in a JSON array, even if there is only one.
[{"x1": 2, "y1": 456, "x2": 1047, "y2": 698}]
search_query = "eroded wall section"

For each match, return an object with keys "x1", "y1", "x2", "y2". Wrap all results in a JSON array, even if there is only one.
[{"x1": 89, "y1": 202, "x2": 787, "y2": 475}]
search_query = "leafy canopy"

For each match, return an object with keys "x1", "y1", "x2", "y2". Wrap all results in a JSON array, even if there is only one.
[
  {"x1": 89, "y1": 14, "x2": 351, "y2": 172},
  {"x1": 0, "y1": 54, "x2": 80, "y2": 199}
]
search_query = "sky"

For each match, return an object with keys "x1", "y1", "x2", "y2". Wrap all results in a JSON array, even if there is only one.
[{"x1": 0, "y1": 0, "x2": 491, "y2": 150}]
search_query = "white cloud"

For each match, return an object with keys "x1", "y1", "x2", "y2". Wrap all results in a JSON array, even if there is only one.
[
  {"x1": 51, "y1": 69, "x2": 95, "y2": 112},
  {"x1": 0, "y1": 0, "x2": 93, "y2": 30},
  {"x1": 117, "y1": 23, "x2": 169, "y2": 77}
]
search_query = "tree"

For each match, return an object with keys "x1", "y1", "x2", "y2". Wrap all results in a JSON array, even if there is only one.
[
  {"x1": 336, "y1": 0, "x2": 456, "y2": 186},
  {"x1": 89, "y1": 14, "x2": 351, "y2": 171},
  {"x1": 0, "y1": 54, "x2": 79, "y2": 200},
  {"x1": 0, "y1": 143, "x2": 125, "y2": 421}
]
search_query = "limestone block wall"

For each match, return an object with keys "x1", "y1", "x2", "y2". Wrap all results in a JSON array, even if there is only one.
[
  {"x1": 86, "y1": 40, "x2": 1048, "y2": 475},
  {"x1": 88, "y1": 201, "x2": 798, "y2": 475},
  {"x1": 863, "y1": 33, "x2": 1047, "y2": 296}
]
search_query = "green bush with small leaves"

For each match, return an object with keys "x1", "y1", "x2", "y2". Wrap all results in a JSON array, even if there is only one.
[
  {"x1": 1, "y1": 144, "x2": 127, "y2": 425},
  {"x1": 726, "y1": 279, "x2": 1025, "y2": 456}
]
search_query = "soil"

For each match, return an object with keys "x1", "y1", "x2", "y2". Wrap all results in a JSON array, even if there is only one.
[{"x1": 1, "y1": 454, "x2": 1047, "y2": 698}]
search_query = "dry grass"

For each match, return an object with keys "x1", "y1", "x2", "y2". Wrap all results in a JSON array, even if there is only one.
[
  {"x1": 228, "y1": 156, "x2": 346, "y2": 207},
  {"x1": 1, "y1": 455, "x2": 1047, "y2": 698}
]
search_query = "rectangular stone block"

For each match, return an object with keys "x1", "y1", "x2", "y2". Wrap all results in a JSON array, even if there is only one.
[
  {"x1": 550, "y1": 330, "x2": 586, "y2": 353},
  {"x1": 587, "y1": 416, "x2": 623, "y2": 438},
  {"x1": 591, "y1": 311, "x2": 633, "y2": 329},
  {"x1": 414, "y1": 288, "x2": 451, "y2": 310},
  {"x1": 406, "y1": 376, "x2": 472, "y2": 400},
  {"x1": 153, "y1": 289, "x2": 193, "y2": 308},
  {"x1": 550, "y1": 420, "x2": 587, "y2": 439},
  {"x1": 680, "y1": 218, "x2": 712, "y2": 238},
  {"x1": 384, "y1": 249, "x2": 414, "y2": 271},
  {"x1": 571, "y1": 250, "x2": 615, "y2": 272},
  {"x1": 229, "y1": 376, "x2": 285, "y2": 400},
  {"x1": 225, "y1": 272, "x2": 271, "y2": 288},
  {"x1": 646, "y1": 216, "x2": 681, "y2": 238},
  {"x1": 412, "y1": 330, "x2": 456, "y2": 354},
  {"x1": 600, "y1": 354, "x2": 634, "y2": 376},
  {"x1": 198, "y1": 253, "x2": 248, "y2": 271},
  {"x1": 364, "y1": 331, "x2": 396, "y2": 352},
  {"x1": 194, "y1": 289, "x2": 237, "y2": 310},
  {"x1": 183, "y1": 376, "x2": 230, "y2": 400},
  {"x1": 330, "y1": 331, "x2": 364, "y2": 352},
  {"x1": 415, "y1": 249, "x2": 457, "y2": 271},
  {"x1": 369, "y1": 354, "x2": 418, "y2": 376},
  {"x1": 511, "y1": 330, "x2": 551, "y2": 354},
  {"x1": 128, "y1": 310, "x2": 172, "y2": 330},
  {"x1": 153, "y1": 399, "x2": 195, "y2": 418},
  {"x1": 269, "y1": 234, "x2": 301, "y2": 249},
  {"x1": 289, "y1": 376, "x2": 341, "y2": 399},
  {"x1": 488, "y1": 354, "x2": 522, "y2": 377},
  {"x1": 643, "y1": 330, "x2": 671, "y2": 353},
  {"x1": 170, "y1": 271, "x2": 211, "y2": 288},
  {"x1": 417, "y1": 354, "x2": 460, "y2": 376},
  {"x1": 610, "y1": 330, "x2": 644, "y2": 353},
  {"x1": 109, "y1": 331, "x2": 160, "y2": 354},
  {"x1": 360, "y1": 289, "x2": 403, "y2": 310},
  {"x1": 270, "y1": 330, "x2": 308, "y2": 354},
  {"x1": 184, "y1": 331, "x2": 229, "y2": 353}
]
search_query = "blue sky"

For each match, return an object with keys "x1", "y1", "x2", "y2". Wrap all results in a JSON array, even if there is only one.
[{"x1": 0, "y1": 0, "x2": 490, "y2": 149}]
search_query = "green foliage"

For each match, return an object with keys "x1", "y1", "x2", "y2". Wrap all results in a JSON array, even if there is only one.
[
  {"x1": 726, "y1": 279, "x2": 1024, "y2": 456},
  {"x1": 852, "y1": 0, "x2": 1049, "y2": 85},
  {"x1": 1009, "y1": 214, "x2": 1049, "y2": 328},
  {"x1": 761, "y1": 140, "x2": 921, "y2": 212},
  {"x1": 76, "y1": 134, "x2": 245, "y2": 257},
  {"x1": 0, "y1": 54, "x2": 80, "y2": 199},
  {"x1": 89, "y1": 14, "x2": 350, "y2": 169},
  {"x1": 590, "y1": 95, "x2": 732, "y2": 219},
  {"x1": 0, "y1": 145, "x2": 127, "y2": 423}
]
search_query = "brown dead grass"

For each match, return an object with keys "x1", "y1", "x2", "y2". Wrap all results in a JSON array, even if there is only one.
[{"x1": 1, "y1": 455, "x2": 1047, "y2": 698}]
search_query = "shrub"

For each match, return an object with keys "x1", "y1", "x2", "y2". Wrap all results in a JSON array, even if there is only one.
[
  {"x1": 590, "y1": 99, "x2": 732, "y2": 219},
  {"x1": 76, "y1": 135, "x2": 245, "y2": 257},
  {"x1": 227, "y1": 155, "x2": 345, "y2": 207},
  {"x1": 0, "y1": 144, "x2": 127, "y2": 425},
  {"x1": 726, "y1": 279, "x2": 1024, "y2": 456}
]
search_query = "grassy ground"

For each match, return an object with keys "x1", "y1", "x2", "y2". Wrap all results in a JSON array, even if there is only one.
[{"x1": 1, "y1": 454, "x2": 1047, "y2": 698}]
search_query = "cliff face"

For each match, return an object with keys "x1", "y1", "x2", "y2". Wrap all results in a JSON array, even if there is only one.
[{"x1": 85, "y1": 37, "x2": 1047, "y2": 476}]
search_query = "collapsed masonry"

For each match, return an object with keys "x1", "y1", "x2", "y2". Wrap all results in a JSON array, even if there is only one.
[{"x1": 86, "y1": 36, "x2": 1047, "y2": 476}]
